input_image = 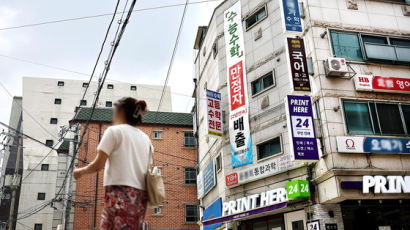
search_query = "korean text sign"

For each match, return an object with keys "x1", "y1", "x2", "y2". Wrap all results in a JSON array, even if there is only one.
[
  {"x1": 354, "y1": 74, "x2": 410, "y2": 94},
  {"x1": 224, "y1": 1, "x2": 253, "y2": 168},
  {"x1": 286, "y1": 95, "x2": 319, "y2": 161},
  {"x1": 287, "y1": 37, "x2": 311, "y2": 91},
  {"x1": 206, "y1": 89, "x2": 223, "y2": 137},
  {"x1": 281, "y1": 0, "x2": 303, "y2": 32}
]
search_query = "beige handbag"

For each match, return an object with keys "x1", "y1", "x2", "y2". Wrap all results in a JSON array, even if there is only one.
[{"x1": 146, "y1": 145, "x2": 165, "y2": 207}]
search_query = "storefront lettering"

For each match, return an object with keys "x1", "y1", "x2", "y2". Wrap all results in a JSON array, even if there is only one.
[{"x1": 363, "y1": 175, "x2": 410, "y2": 194}]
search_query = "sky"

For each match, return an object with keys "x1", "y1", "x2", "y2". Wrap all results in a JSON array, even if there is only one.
[{"x1": 0, "y1": 0, "x2": 222, "y2": 125}]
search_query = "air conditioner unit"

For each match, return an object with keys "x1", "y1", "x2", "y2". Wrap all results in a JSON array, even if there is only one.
[{"x1": 325, "y1": 57, "x2": 348, "y2": 77}]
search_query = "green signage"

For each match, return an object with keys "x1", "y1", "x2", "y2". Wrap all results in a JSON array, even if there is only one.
[{"x1": 286, "y1": 180, "x2": 311, "y2": 199}]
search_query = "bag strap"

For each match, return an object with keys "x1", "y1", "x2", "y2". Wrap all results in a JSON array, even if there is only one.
[{"x1": 147, "y1": 143, "x2": 154, "y2": 170}]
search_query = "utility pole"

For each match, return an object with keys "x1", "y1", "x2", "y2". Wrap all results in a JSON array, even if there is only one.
[{"x1": 8, "y1": 134, "x2": 22, "y2": 230}]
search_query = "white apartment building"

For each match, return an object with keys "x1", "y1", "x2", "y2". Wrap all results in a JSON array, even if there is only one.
[
  {"x1": 15, "y1": 77, "x2": 172, "y2": 230},
  {"x1": 194, "y1": 0, "x2": 410, "y2": 230}
]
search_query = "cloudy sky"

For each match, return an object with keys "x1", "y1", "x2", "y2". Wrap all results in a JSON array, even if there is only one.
[{"x1": 0, "y1": 0, "x2": 222, "y2": 124}]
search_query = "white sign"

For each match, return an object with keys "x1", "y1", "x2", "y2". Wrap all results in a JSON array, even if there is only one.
[
  {"x1": 354, "y1": 74, "x2": 373, "y2": 91},
  {"x1": 336, "y1": 136, "x2": 365, "y2": 153},
  {"x1": 307, "y1": 220, "x2": 320, "y2": 230},
  {"x1": 206, "y1": 89, "x2": 223, "y2": 137},
  {"x1": 196, "y1": 171, "x2": 204, "y2": 199},
  {"x1": 222, "y1": 187, "x2": 288, "y2": 216},
  {"x1": 224, "y1": 1, "x2": 253, "y2": 168},
  {"x1": 363, "y1": 175, "x2": 410, "y2": 194}
]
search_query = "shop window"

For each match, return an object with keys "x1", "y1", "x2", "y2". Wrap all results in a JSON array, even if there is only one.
[
  {"x1": 107, "y1": 84, "x2": 114, "y2": 89},
  {"x1": 184, "y1": 131, "x2": 196, "y2": 148},
  {"x1": 80, "y1": 100, "x2": 87, "y2": 106},
  {"x1": 153, "y1": 131, "x2": 162, "y2": 139},
  {"x1": 343, "y1": 100, "x2": 409, "y2": 136},
  {"x1": 37, "y1": 193, "x2": 46, "y2": 200},
  {"x1": 34, "y1": 224, "x2": 42, "y2": 230},
  {"x1": 50, "y1": 118, "x2": 58, "y2": 124},
  {"x1": 106, "y1": 101, "x2": 112, "y2": 107},
  {"x1": 82, "y1": 82, "x2": 89, "y2": 88},
  {"x1": 330, "y1": 31, "x2": 363, "y2": 62},
  {"x1": 216, "y1": 154, "x2": 222, "y2": 172},
  {"x1": 245, "y1": 6, "x2": 267, "y2": 29},
  {"x1": 54, "y1": 98, "x2": 62, "y2": 104},
  {"x1": 251, "y1": 71, "x2": 275, "y2": 95},
  {"x1": 130, "y1": 85, "x2": 137, "y2": 91},
  {"x1": 153, "y1": 206, "x2": 162, "y2": 216},
  {"x1": 41, "y1": 164, "x2": 49, "y2": 171},
  {"x1": 185, "y1": 205, "x2": 198, "y2": 223},
  {"x1": 257, "y1": 137, "x2": 282, "y2": 160},
  {"x1": 184, "y1": 167, "x2": 196, "y2": 185},
  {"x1": 57, "y1": 81, "x2": 64, "y2": 86},
  {"x1": 45, "y1": 140, "x2": 54, "y2": 147}
]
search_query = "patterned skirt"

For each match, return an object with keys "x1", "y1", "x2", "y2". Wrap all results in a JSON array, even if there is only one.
[{"x1": 100, "y1": 186, "x2": 148, "y2": 230}]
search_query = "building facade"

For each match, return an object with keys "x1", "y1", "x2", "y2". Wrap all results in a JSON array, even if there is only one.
[
  {"x1": 193, "y1": 0, "x2": 410, "y2": 230},
  {"x1": 13, "y1": 77, "x2": 172, "y2": 230},
  {"x1": 69, "y1": 108, "x2": 199, "y2": 230}
]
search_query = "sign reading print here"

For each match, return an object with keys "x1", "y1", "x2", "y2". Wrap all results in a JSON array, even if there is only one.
[
  {"x1": 354, "y1": 74, "x2": 410, "y2": 94},
  {"x1": 287, "y1": 38, "x2": 311, "y2": 92},
  {"x1": 281, "y1": 0, "x2": 303, "y2": 32},
  {"x1": 206, "y1": 89, "x2": 223, "y2": 137},
  {"x1": 286, "y1": 95, "x2": 319, "y2": 161},
  {"x1": 224, "y1": 1, "x2": 253, "y2": 168}
]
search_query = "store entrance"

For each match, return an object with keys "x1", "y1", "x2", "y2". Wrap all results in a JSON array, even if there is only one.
[
  {"x1": 341, "y1": 200, "x2": 410, "y2": 230},
  {"x1": 239, "y1": 213, "x2": 285, "y2": 230}
]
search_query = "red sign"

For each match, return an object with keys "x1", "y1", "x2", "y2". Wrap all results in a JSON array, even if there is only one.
[
  {"x1": 228, "y1": 61, "x2": 245, "y2": 111},
  {"x1": 225, "y1": 173, "x2": 238, "y2": 187},
  {"x1": 373, "y1": 76, "x2": 410, "y2": 92}
]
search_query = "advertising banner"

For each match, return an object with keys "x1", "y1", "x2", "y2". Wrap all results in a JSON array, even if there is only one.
[
  {"x1": 281, "y1": 0, "x2": 303, "y2": 32},
  {"x1": 197, "y1": 159, "x2": 216, "y2": 199},
  {"x1": 286, "y1": 95, "x2": 319, "y2": 161},
  {"x1": 336, "y1": 136, "x2": 410, "y2": 154},
  {"x1": 206, "y1": 89, "x2": 223, "y2": 137},
  {"x1": 225, "y1": 154, "x2": 303, "y2": 187},
  {"x1": 354, "y1": 75, "x2": 410, "y2": 94},
  {"x1": 224, "y1": 1, "x2": 253, "y2": 168},
  {"x1": 287, "y1": 37, "x2": 311, "y2": 92}
]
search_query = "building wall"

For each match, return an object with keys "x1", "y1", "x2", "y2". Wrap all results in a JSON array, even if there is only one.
[
  {"x1": 73, "y1": 122, "x2": 199, "y2": 230},
  {"x1": 17, "y1": 77, "x2": 172, "y2": 230}
]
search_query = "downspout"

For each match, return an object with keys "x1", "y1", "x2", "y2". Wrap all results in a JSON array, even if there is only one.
[{"x1": 93, "y1": 121, "x2": 102, "y2": 228}]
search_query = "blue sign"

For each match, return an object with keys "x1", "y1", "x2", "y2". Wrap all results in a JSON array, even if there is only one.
[
  {"x1": 287, "y1": 95, "x2": 319, "y2": 161},
  {"x1": 282, "y1": 0, "x2": 303, "y2": 32},
  {"x1": 206, "y1": 89, "x2": 221, "y2": 100},
  {"x1": 203, "y1": 159, "x2": 216, "y2": 195},
  {"x1": 363, "y1": 137, "x2": 410, "y2": 154},
  {"x1": 203, "y1": 198, "x2": 223, "y2": 230},
  {"x1": 231, "y1": 133, "x2": 253, "y2": 168}
]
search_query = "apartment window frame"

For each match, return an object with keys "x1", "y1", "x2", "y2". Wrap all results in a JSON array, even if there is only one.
[
  {"x1": 107, "y1": 84, "x2": 114, "y2": 89},
  {"x1": 153, "y1": 131, "x2": 162, "y2": 139},
  {"x1": 54, "y1": 98, "x2": 62, "y2": 105},
  {"x1": 37, "y1": 192, "x2": 46, "y2": 200},
  {"x1": 34, "y1": 224, "x2": 43, "y2": 230},
  {"x1": 215, "y1": 154, "x2": 222, "y2": 173},
  {"x1": 245, "y1": 5, "x2": 268, "y2": 30},
  {"x1": 256, "y1": 136, "x2": 283, "y2": 160},
  {"x1": 184, "y1": 167, "x2": 197, "y2": 185},
  {"x1": 185, "y1": 204, "x2": 199, "y2": 223},
  {"x1": 57, "y1": 81, "x2": 64, "y2": 86},
  {"x1": 130, "y1": 85, "x2": 137, "y2": 91},
  {"x1": 183, "y1": 131, "x2": 196, "y2": 148},
  {"x1": 329, "y1": 29, "x2": 410, "y2": 64},
  {"x1": 106, "y1": 101, "x2": 113, "y2": 108},
  {"x1": 82, "y1": 82, "x2": 89, "y2": 88},
  {"x1": 251, "y1": 71, "x2": 275, "y2": 96},
  {"x1": 45, "y1": 139, "x2": 54, "y2": 147},
  {"x1": 342, "y1": 99, "x2": 409, "y2": 136},
  {"x1": 212, "y1": 41, "x2": 218, "y2": 59},
  {"x1": 153, "y1": 205, "x2": 163, "y2": 216},
  {"x1": 50, "y1": 118, "x2": 58, "y2": 124},
  {"x1": 41, "y1": 164, "x2": 49, "y2": 171},
  {"x1": 80, "y1": 99, "x2": 87, "y2": 106}
]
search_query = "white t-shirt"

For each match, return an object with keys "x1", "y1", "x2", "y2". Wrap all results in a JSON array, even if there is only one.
[{"x1": 97, "y1": 124, "x2": 152, "y2": 190}]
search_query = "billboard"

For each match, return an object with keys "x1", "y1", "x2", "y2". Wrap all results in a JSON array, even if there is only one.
[
  {"x1": 206, "y1": 89, "x2": 223, "y2": 137},
  {"x1": 287, "y1": 37, "x2": 311, "y2": 92}
]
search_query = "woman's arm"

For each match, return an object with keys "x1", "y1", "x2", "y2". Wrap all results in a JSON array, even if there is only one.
[{"x1": 73, "y1": 150, "x2": 108, "y2": 180}]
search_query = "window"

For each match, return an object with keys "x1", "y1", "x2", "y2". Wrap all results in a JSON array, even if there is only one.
[
  {"x1": 45, "y1": 140, "x2": 54, "y2": 147},
  {"x1": 107, "y1": 84, "x2": 114, "y2": 89},
  {"x1": 57, "y1": 81, "x2": 64, "y2": 86},
  {"x1": 34, "y1": 224, "x2": 42, "y2": 230},
  {"x1": 153, "y1": 206, "x2": 162, "y2": 216},
  {"x1": 343, "y1": 100, "x2": 409, "y2": 136},
  {"x1": 41, "y1": 164, "x2": 49, "y2": 171},
  {"x1": 251, "y1": 72, "x2": 275, "y2": 95},
  {"x1": 50, "y1": 118, "x2": 58, "y2": 124},
  {"x1": 54, "y1": 98, "x2": 62, "y2": 104},
  {"x1": 82, "y1": 82, "x2": 89, "y2": 88},
  {"x1": 130, "y1": 85, "x2": 137, "y2": 91},
  {"x1": 153, "y1": 131, "x2": 162, "y2": 139},
  {"x1": 184, "y1": 167, "x2": 197, "y2": 185},
  {"x1": 185, "y1": 205, "x2": 199, "y2": 223},
  {"x1": 184, "y1": 131, "x2": 196, "y2": 148},
  {"x1": 212, "y1": 42, "x2": 218, "y2": 59},
  {"x1": 216, "y1": 154, "x2": 222, "y2": 172},
  {"x1": 245, "y1": 6, "x2": 267, "y2": 29},
  {"x1": 330, "y1": 30, "x2": 410, "y2": 63},
  {"x1": 80, "y1": 100, "x2": 87, "y2": 106},
  {"x1": 257, "y1": 137, "x2": 282, "y2": 160},
  {"x1": 37, "y1": 193, "x2": 46, "y2": 200},
  {"x1": 106, "y1": 101, "x2": 112, "y2": 107}
]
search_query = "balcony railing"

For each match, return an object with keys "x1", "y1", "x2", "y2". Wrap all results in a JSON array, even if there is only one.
[{"x1": 364, "y1": 42, "x2": 410, "y2": 63}]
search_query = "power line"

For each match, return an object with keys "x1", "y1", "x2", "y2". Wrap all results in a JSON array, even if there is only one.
[{"x1": 0, "y1": 0, "x2": 221, "y2": 31}]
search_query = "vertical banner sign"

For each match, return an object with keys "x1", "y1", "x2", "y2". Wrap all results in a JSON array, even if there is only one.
[
  {"x1": 287, "y1": 38, "x2": 311, "y2": 91},
  {"x1": 224, "y1": 1, "x2": 253, "y2": 168},
  {"x1": 286, "y1": 95, "x2": 319, "y2": 161},
  {"x1": 206, "y1": 89, "x2": 224, "y2": 137},
  {"x1": 281, "y1": 0, "x2": 303, "y2": 32}
]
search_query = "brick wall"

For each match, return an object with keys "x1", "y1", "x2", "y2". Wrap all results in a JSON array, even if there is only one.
[{"x1": 73, "y1": 122, "x2": 199, "y2": 230}]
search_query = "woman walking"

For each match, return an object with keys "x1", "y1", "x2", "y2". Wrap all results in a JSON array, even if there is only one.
[{"x1": 73, "y1": 97, "x2": 151, "y2": 230}]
